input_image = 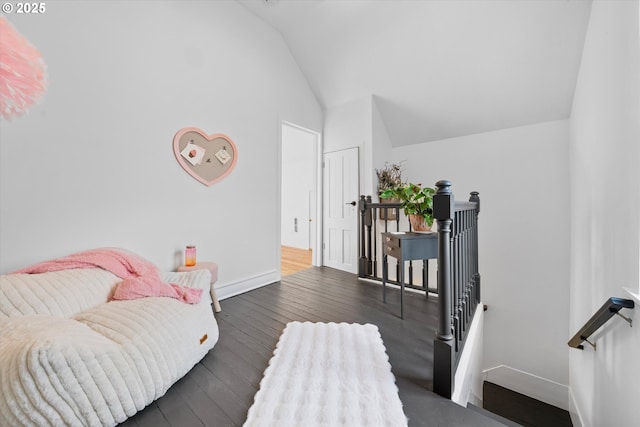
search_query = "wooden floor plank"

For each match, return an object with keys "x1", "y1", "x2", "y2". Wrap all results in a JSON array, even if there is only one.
[
  {"x1": 127, "y1": 404, "x2": 170, "y2": 427},
  {"x1": 155, "y1": 384, "x2": 204, "y2": 427},
  {"x1": 172, "y1": 373, "x2": 235, "y2": 427},
  {"x1": 117, "y1": 416, "x2": 138, "y2": 427},
  {"x1": 121, "y1": 266, "x2": 502, "y2": 427},
  {"x1": 186, "y1": 366, "x2": 249, "y2": 425},
  {"x1": 209, "y1": 344, "x2": 265, "y2": 387},
  {"x1": 212, "y1": 324, "x2": 272, "y2": 369},
  {"x1": 215, "y1": 310, "x2": 279, "y2": 347},
  {"x1": 200, "y1": 349, "x2": 259, "y2": 407},
  {"x1": 281, "y1": 245, "x2": 312, "y2": 276},
  {"x1": 240, "y1": 287, "x2": 328, "y2": 323},
  {"x1": 231, "y1": 294, "x2": 306, "y2": 326},
  {"x1": 215, "y1": 316, "x2": 274, "y2": 356}
]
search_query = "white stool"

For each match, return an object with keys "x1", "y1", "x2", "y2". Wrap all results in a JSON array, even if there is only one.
[{"x1": 177, "y1": 262, "x2": 221, "y2": 312}]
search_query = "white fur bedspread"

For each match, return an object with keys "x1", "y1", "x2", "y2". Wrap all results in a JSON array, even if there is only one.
[{"x1": 0, "y1": 268, "x2": 218, "y2": 427}]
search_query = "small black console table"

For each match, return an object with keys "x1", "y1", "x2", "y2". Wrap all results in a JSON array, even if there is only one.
[{"x1": 382, "y1": 231, "x2": 438, "y2": 319}]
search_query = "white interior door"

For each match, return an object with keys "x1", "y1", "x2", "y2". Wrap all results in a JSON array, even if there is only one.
[
  {"x1": 323, "y1": 147, "x2": 359, "y2": 273},
  {"x1": 281, "y1": 123, "x2": 317, "y2": 252}
]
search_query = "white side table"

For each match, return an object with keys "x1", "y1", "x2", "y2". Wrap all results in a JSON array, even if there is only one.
[{"x1": 177, "y1": 262, "x2": 221, "y2": 313}]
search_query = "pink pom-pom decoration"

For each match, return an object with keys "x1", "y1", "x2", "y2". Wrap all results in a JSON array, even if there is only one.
[{"x1": 0, "y1": 17, "x2": 47, "y2": 119}]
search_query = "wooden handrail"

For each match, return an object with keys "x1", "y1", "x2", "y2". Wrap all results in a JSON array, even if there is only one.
[{"x1": 568, "y1": 297, "x2": 634, "y2": 350}]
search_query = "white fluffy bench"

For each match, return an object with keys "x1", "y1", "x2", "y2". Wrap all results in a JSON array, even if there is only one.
[{"x1": 0, "y1": 266, "x2": 218, "y2": 426}]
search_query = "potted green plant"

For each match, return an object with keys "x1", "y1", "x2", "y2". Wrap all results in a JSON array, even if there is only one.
[
  {"x1": 380, "y1": 183, "x2": 435, "y2": 231},
  {"x1": 376, "y1": 162, "x2": 404, "y2": 220}
]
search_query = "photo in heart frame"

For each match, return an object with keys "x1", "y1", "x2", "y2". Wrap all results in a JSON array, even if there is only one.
[{"x1": 173, "y1": 127, "x2": 238, "y2": 186}]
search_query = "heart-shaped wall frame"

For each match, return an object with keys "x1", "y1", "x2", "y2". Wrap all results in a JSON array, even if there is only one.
[{"x1": 173, "y1": 127, "x2": 238, "y2": 186}]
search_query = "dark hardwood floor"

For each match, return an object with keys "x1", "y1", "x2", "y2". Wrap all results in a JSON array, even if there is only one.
[{"x1": 120, "y1": 267, "x2": 503, "y2": 427}]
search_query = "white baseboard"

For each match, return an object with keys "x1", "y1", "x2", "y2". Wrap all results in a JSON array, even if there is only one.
[
  {"x1": 452, "y1": 304, "x2": 484, "y2": 407},
  {"x1": 568, "y1": 387, "x2": 584, "y2": 427},
  {"x1": 216, "y1": 270, "x2": 280, "y2": 300},
  {"x1": 483, "y1": 365, "x2": 569, "y2": 411}
]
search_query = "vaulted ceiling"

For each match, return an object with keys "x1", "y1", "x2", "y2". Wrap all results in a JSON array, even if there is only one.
[{"x1": 238, "y1": 0, "x2": 592, "y2": 146}]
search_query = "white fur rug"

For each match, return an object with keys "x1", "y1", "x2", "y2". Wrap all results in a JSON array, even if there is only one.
[{"x1": 243, "y1": 322, "x2": 407, "y2": 427}]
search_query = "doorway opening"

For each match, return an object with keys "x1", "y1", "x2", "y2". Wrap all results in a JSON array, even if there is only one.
[
  {"x1": 280, "y1": 122, "x2": 321, "y2": 276},
  {"x1": 281, "y1": 245, "x2": 313, "y2": 276}
]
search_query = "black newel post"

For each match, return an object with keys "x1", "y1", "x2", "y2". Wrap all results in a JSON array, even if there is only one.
[
  {"x1": 365, "y1": 195, "x2": 373, "y2": 276},
  {"x1": 433, "y1": 179, "x2": 455, "y2": 398},
  {"x1": 469, "y1": 191, "x2": 480, "y2": 212},
  {"x1": 469, "y1": 191, "x2": 480, "y2": 304},
  {"x1": 434, "y1": 180, "x2": 454, "y2": 340},
  {"x1": 358, "y1": 195, "x2": 367, "y2": 277}
]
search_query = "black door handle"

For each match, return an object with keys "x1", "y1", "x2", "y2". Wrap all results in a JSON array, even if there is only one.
[{"x1": 346, "y1": 201, "x2": 356, "y2": 206}]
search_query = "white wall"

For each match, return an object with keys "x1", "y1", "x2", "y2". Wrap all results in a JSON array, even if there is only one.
[
  {"x1": 0, "y1": 1, "x2": 322, "y2": 298},
  {"x1": 568, "y1": 1, "x2": 640, "y2": 426},
  {"x1": 281, "y1": 124, "x2": 316, "y2": 250},
  {"x1": 323, "y1": 95, "x2": 396, "y2": 200},
  {"x1": 393, "y1": 120, "x2": 571, "y2": 407},
  {"x1": 372, "y1": 96, "x2": 394, "y2": 199},
  {"x1": 323, "y1": 96, "x2": 373, "y2": 196}
]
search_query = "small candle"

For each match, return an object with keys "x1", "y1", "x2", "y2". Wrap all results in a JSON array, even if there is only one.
[{"x1": 185, "y1": 245, "x2": 196, "y2": 266}]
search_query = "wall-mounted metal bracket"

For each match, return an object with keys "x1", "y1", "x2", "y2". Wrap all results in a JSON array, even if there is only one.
[
  {"x1": 614, "y1": 311, "x2": 632, "y2": 327},
  {"x1": 583, "y1": 337, "x2": 596, "y2": 351}
]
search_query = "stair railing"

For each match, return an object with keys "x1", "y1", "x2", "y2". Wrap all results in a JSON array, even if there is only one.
[
  {"x1": 432, "y1": 180, "x2": 481, "y2": 398},
  {"x1": 357, "y1": 180, "x2": 481, "y2": 399},
  {"x1": 568, "y1": 297, "x2": 634, "y2": 350}
]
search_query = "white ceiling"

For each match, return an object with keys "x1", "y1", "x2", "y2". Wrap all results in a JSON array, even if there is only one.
[{"x1": 238, "y1": 0, "x2": 592, "y2": 146}]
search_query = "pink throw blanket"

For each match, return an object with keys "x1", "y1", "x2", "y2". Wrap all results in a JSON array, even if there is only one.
[{"x1": 13, "y1": 248, "x2": 202, "y2": 304}]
